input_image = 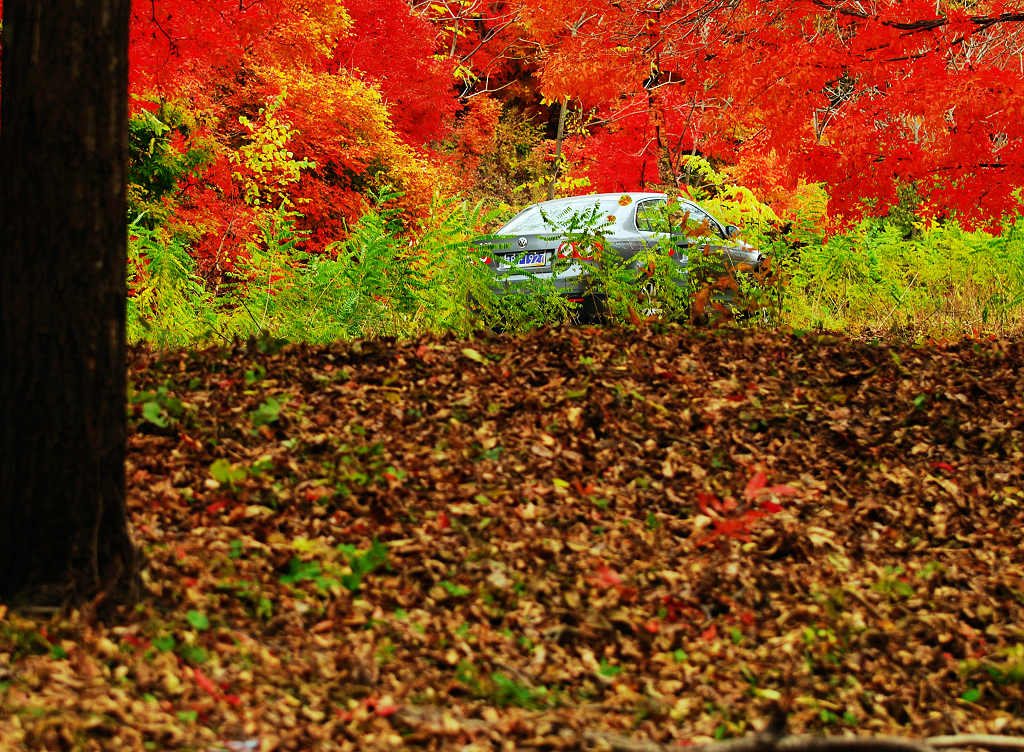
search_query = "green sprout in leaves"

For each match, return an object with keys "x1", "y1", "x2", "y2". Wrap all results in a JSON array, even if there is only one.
[
  {"x1": 337, "y1": 538, "x2": 389, "y2": 592},
  {"x1": 152, "y1": 635, "x2": 176, "y2": 653},
  {"x1": 440, "y1": 580, "x2": 470, "y2": 597},
  {"x1": 209, "y1": 458, "x2": 248, "y2": 488},
  {"x1": 251, "y1": 396, "x2": 284, "y2": 427},
  {"x1": 185, "y1": 610, "x2": 210, "y2": 631},
  {"x1": 871, "y1": 566, "x2": 915, "y2": 599}
]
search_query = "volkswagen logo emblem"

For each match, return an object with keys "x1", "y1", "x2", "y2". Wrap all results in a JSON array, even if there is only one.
[{"x1": 517, "y1": 237, "x2": 528, "y2": 248}]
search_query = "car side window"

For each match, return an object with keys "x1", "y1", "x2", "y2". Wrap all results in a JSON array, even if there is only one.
[
  {"x1": 634, "y1": 199, "x2": 667, "y2": 232},
  {"x1": 676, "y1": 204, "x2": 720, "y2": 239}
]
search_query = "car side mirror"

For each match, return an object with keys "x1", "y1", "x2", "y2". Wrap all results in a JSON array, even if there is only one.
[{"x1": 725, "y1": 224, "x2": 740, "y2": 239}]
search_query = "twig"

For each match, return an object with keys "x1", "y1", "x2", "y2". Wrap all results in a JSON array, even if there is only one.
[
  {"x1": 390, "y1": 707, "x2": 1024, "y2": 752},
  {"x1": 928, "y1": 735, "x2": 1024, "y2": 752},
  {"x1": 584, "y1": 732, "x2": 1024, "y2": 752}
]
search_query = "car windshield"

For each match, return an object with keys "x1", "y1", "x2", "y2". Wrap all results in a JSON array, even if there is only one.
[{"x1": 499, "y1": 198, "x2": 622, "y2": 234}]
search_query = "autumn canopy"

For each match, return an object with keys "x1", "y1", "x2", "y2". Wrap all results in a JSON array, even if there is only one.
[
  {"x1": 8, "y1": 0, "x2": 1015, "y2": 259},
  {"x1": 4, "y1": 0, "x2": 1024, "y2": 254}
]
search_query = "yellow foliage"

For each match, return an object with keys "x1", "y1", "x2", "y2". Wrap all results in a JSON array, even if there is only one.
[
  {"x1": 230, "y1": 91, "x2": 316, "y2": 208},
  {"x1": 678, "y1": 154, "x2": 780, "y2": 227}
]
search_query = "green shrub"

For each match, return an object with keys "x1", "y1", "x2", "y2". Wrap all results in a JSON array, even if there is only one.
[{"x1": 781, "y1": 215, "x2": 1024, "y2": 337}]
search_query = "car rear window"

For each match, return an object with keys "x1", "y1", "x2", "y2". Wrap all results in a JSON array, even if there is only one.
[{"x1": 500, "y1": 198, "x2": 622, "y2": 234}]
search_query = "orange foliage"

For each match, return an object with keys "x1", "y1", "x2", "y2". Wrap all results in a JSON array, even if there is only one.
[{"x1": 126, "y1": 0, "x2": 459, "y2": 266}]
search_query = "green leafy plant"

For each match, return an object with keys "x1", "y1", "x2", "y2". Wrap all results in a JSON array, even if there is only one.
[
  {"x1": 209, "y1": 459, "x2": 248, "y2": 489},
  {"x1": 250, "y1": 396, "x2": 285, "y2": 428},
  {"x1": 439, "y1": 580, "x2": 470, "y2": 597},
  {"x1": 185, "y1": 611, "x2": 210, "y2": 631},
  {"x1": 129, "y1": 384, "x2": 185, "y2": 429},
  {"x1": 337, "y1": 539, "x2": 389, "y2": 593}
]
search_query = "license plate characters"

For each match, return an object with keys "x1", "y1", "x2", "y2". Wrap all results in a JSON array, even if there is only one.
[{"x1": 516, "y1": 251, "x2": 546, "y2": 268}]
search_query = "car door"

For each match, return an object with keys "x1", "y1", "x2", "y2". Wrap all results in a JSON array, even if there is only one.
[{"x1": 629, "y1": 198, "x2": 691, "y2": 264}]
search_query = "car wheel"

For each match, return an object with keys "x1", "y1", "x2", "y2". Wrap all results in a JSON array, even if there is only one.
[{"x1": 578, "y1": 292, "x2": 606, "y2": 325}]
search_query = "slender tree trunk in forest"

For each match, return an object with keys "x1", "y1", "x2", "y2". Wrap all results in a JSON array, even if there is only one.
[
  {"x1": 646, "y1": 8, "x2": 678, "y2": 190},
  {"x1": 648, "y1": 78, "x2": 679, "y2": 189},
  {"x1": 0, "y1": 0, "x2": 137, "y2": 608},
  {"x1": 547, "y1": 98, "x2": 569, "y2": 201}
]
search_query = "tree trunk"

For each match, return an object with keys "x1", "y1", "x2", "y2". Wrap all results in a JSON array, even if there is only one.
[
  {"x1": 547, "y1": 98, "x2": 569, "y2": 201},
  {"x1": 0, "y1": 0, "x2": 137, "y2": 608}
]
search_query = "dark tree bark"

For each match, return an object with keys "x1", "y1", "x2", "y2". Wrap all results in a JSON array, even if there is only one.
[{"x1": 0, "y1": 0, "x2": 137, "y2": 607}]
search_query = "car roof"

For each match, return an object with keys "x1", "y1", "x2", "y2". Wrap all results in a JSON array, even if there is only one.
[{"x1": 526, "y1": 192, "x2": 668, "y2": 210}]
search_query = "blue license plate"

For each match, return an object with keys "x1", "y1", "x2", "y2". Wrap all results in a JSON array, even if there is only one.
[{"x1": 517, "y1": 251, "x2": 546, "y2": 268}]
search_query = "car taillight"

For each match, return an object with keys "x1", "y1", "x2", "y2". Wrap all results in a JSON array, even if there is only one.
[{"x1": 558, "y1": 241, "x2": 602, "y2": 260}]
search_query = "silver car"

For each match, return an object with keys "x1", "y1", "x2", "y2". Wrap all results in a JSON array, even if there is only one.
[{"x1": 474, "y1": 192, "x2": 762, "y2": 319}]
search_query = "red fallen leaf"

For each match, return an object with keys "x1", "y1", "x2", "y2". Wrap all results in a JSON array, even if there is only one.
[
  {"x1": 303, "y1": 486, "x2": 333, "y2": 501},
  {"x1": 744, "y1": 472, "x2": 767, "y2": 501},
  {"x1": 123, "y1": 634, "x2": 148, "y2": 649},
  {"x1": 194, "y1": 668, "x2": 221, "y2": 699},
  {"x1": 374, "y1": 703, "x2": 399, "y2": 716},
  {"x1": 719, "y1": 496, "x2": 737, "y2": 512},
  {"x1": 572, "y1": 478, "x2": 596, "y2": 496},
  {"x1": 643, "y1": 619, "x2": 660, "y2": 634},
  {"x1": 747, "y1": 472, "x2": 799, "y2": 502},
  {"x1": 223, "y1": 694, "x2": 241, "y2": 707},
  {"x1": 206, "y1": 499, "x2": 229, "y2": 514},
  {"x1": 596, "y1": 565, "x2": 622, "y2": 587},
  {"x1": 662, "y1": 595, "x2": 690, "y2": 623},
  {"x1": 618, "y1": 585, "x2": 639, "y2": 603},
  {"x1": 759, "y1": 500, "x2": 783, "y2": 514},
  {"x1": 712, "y1": 517, "x2": 753, "y2": 541},
  {"x1": 740, "y1": 611, "x2": 755, "y2": 625},
  {"x1": 931, "y1": 461, "x2": 955, "y2": 473},
  {"x1": 337, "y1": 709, "x2": 354, "y2": 721},
  {"x1": 183, "y1": 577, "x2": 198, "y2": 588},
  {"x1": 701, "y1": 624, "x2": 717, "y2": 641},
  {"x1": 696, "y1": 491, "x2": 717, "y2": 516},
  {"x1": 437, "y1": 512, "x2": 450, "y2": 530}
]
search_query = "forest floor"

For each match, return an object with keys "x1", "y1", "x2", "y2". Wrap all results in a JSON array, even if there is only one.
[{"x1": 1, "y1": 326, "x2": 1023, "y2": 751}]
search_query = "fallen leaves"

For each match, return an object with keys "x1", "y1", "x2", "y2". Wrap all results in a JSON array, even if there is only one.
[{"x1": 2, "y1": 328, "x2": 1023, "y2": 749}]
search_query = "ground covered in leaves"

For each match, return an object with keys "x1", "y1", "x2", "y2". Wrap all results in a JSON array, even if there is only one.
[{"x1": 2, "y1": 327, "x2": 1024, "y2": 751}]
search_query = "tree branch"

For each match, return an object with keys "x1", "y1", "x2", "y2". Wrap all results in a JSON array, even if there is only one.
[{"x1": 810, "y1": 1, "x2": 1024, "y2": 32}]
